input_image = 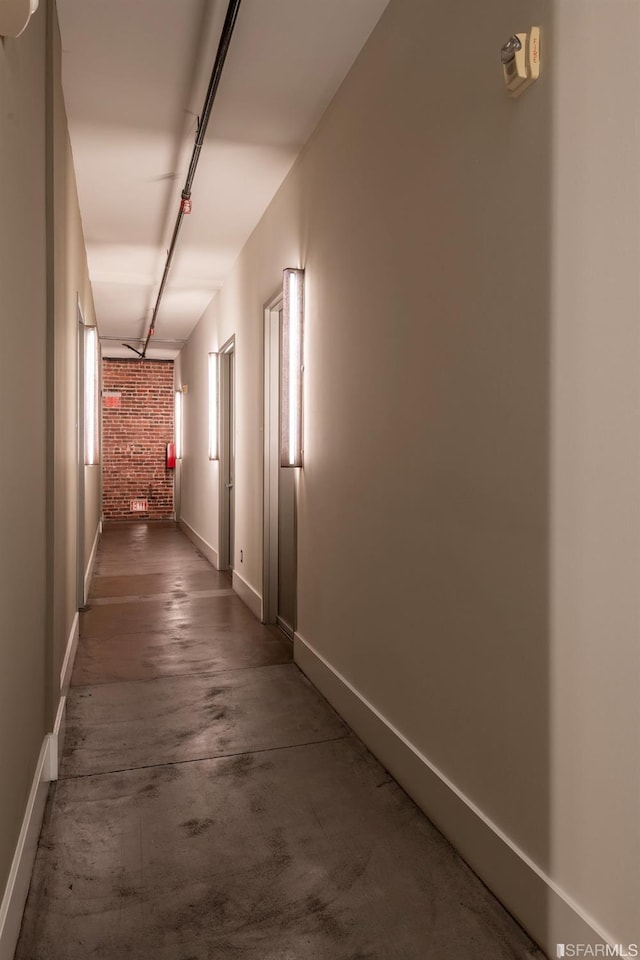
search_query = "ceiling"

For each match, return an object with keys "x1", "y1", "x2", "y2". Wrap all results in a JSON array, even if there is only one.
[{"x1": 57, "y1": 0, "x2": 391, "y2": 359}]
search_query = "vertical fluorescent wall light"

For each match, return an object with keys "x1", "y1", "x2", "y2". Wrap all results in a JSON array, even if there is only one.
[
  {"x1": 208, "y1": 352, "x2": 219, "y2": 460},
  {"x1": 175, "y1": 389, "x2": 183, "y2": 459},
  {"x1": 281, "y1": 268, "x2": 304, "y2": 467},
  {"x1": 84, "y1": 326, "x2": 99, "y2": 465}
]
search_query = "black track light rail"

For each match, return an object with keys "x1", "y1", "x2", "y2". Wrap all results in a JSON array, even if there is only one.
[{"x1": 124, "y1": 0, "x2": 242, "y2": 360}]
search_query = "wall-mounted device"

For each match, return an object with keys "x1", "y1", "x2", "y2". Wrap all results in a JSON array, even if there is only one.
[
  {"x1": 501, "y1": 27, "x2": 540, "y2": 98},
  {"x1": 0, "y1": 0, "x2": 39, "y2": 37}
]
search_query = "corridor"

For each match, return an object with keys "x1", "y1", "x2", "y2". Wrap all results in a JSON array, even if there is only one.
[{"x1": 15, "y1": 523, "x2": 542, "y2": 960}]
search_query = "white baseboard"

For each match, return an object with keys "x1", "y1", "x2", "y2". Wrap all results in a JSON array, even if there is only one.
[
  {"x1": 84, "y1": 524, "x2": 100, "y2": 603},
  {"x1": 60, "y1": 611, "x2": 79, "y2": 698},
  {"x1": 0, "y1": 737, "x2": 52, "y2": 960},
  {"x1": 0, "y1": 584, "x2": 86, "y2": 958},
  {"x1": 179, "y1": 518, "x2": 219, "y2": 570},
  {"x1": 45, "y1": 696, "x2": 66, "y2": 784},
  {"x1": 276, "y1": 615, "x2": 294, "y2": 639},
  {"x1": 294, "y1": 631, "x2": 615, "y2": 960},
  {"x1": 53, "y1": 609, "x2": 79, "y2": 784},
  {"x1": 177, "y1": 517, "x2": 261, "y2": 620},
  {"x1": 232, "y1": 569, "x2": 262, "y2": 620}
]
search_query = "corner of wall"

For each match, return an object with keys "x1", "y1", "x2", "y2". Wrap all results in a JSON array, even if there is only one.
[
  {"x1": 293, "y1": 631, "x2": 613, "y2": 958},
  {"x1": 231, "y1": 570, "x2": 262, "y2": 621},
  {"x1": 179, "y1": 518, "x2": 219, "y2": 570},
  {"x1": 0, "y1": 738, "x2": 52, "y2": 960}
]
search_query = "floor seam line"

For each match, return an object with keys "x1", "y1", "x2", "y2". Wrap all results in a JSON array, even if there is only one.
[
  {"x1": 68, "y1": 659, "x2": 299, "y2": 691},
  {"x1": 69, "y1": 660, "x2": 294, "y2": 690},
  {"x1": 88, "y1": 591, "x2": 237, "y2": 606},
  {"x1": 58, "y1": 733, "x2": 353, "y2": 781}
]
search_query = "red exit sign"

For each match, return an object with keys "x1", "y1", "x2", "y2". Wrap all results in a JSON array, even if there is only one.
[
  {"x1": 130, "y1": 499, "x2": 148, "y2": 513},
  {"x1": 103, "y1": 390, "x2": 121, "y2": 408}
]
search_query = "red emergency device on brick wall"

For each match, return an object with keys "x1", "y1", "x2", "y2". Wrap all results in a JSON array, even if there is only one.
[{"x1": 166, "y1": 442, "x2": 176, "y2": 469}]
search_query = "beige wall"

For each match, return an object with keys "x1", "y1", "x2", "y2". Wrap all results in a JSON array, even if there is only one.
[
  {"x1": 84, "y1": 464, "x2": 101, "y2": 574},
  {"x1": 179, "y1": 0, "x2": 639, "y2": 951},
  {"x1": 0, "y1": 0, "x2": 101, "y2": 909},
  {"x1": 176, "y1": 298, "x2": 222, "y2": 554},
  {"x1": 550, "y1": 0, "x2": 640, "y2": 945},
  {"x1": 50, "y1": 8, "x2": 100, "y2": 691},
  {"x1": 0, "y1": 0, "x2": 48, "y2": 896}
]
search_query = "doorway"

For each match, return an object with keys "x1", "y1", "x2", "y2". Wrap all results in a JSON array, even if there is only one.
[
  {"x1": 219, "y1": 337, "x2": 235, "y2": 571},
  {"x1": 263, "y1": 292, "x2": 298, "y2": 636},
  {"x1": 76, "y1": 303, "x2": 86, "y2": 609}
]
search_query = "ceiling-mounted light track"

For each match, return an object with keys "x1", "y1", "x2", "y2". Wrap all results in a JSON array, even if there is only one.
[
  {"x1": 101, "y1": 336, "x2": 187, "y2": 345},
  {"x1": 125, "y1": 0, "x2": 243, "y2": 361}
]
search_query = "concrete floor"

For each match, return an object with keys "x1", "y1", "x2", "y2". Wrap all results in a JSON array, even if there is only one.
[{"x1": 16, "y1": 522, "x2": 544, "y2": 959}]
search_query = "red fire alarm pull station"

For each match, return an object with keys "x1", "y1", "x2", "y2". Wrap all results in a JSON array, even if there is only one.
[{"x1": 166, "y1": 442, "x2": 176, "y2": 469}]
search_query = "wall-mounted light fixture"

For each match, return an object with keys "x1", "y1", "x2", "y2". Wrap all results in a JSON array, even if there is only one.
[
  {"x1": 280, "y1": 267, "x2": 304, "y2": 467},
  {"x1": 175, "y1": 389, "x2": 183, "y2": 460},
  {"x1": 84, "y1": 326, "x2": 99, "y2": 466},
  {"x1": 208, "y1": 352, "x2": 219, "y2": 460},
  {"x1": 0, "y1": 0, "x2": 39, "y2": 38}
]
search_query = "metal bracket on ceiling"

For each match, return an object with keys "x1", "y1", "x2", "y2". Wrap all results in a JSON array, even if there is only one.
[{"x1": 123, "y1": 343, "x2": 145, "y2": 357}]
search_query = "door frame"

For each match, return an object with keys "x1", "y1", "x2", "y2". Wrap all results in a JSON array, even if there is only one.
[
  {"x1": 262, "y1": 290, "x2": 282, "y2": 624},
  {"x1": 218, "y1": 335, "x2": 235, "y2": 571}
]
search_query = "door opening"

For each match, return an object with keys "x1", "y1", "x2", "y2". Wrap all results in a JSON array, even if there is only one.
[
  {"x1": 263, "y1": 292, "x2": 298, "y2": 636},
  {"x1": 219, "y1": 337, "x2": 235, "y2": 571},
  {"x1": 76, "y1": 302, "x2": 88, "y2": 610}
]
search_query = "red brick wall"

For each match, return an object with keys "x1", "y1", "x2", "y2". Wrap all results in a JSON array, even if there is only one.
[{"x1": 102, "y1": 359, "x2": 174, "y2": 521}]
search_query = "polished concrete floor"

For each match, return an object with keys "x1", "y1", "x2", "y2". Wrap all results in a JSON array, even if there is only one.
[{"x1": 16, "y1": 522, "x2": 544, "y2": 959}]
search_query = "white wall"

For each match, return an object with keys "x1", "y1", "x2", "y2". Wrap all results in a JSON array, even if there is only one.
[
  {"x1": 176, "y1": 297, "x2": 221, "y2": 560},
  {"x1": 0, "y1": 0, "x2": 48, "y2": 897},
  {"x1": 178, "y1": 0, "x2": 639, "y2": 952},
  {"x1": 51, "y1": 9, "x2": 100, "y2": 682},
  {"x1": 0, "y1": 1, "x2": 101, "y2": 948},
  {"x1": 550, "y1": 0, "x2": 640, "y2": 946}
]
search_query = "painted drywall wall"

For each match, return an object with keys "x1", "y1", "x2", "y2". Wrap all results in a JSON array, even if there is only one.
[
  {"x1": 175, "y1": 298, "x2": 221, "y2": 558},
  {"x1": 0, "y1": 0, "x2": 48, "y2": 899},
  {"x1": 550, "y1": 0, "x2": 640, "y2": 946},
  {"x1": 182, "y1": 0, "x2": 551, "y2": 872},
  {"x1": 50, "y1": 7, "x2": 101, "y2": 704},
  {"x1": 176, "y1": 181, "x2": 302, "y2": 583},
  {"x1": 178, "y1": 0, "x2": 638, "y2": 950},
  {"x1": 84, "y1": 463, "x2": 101, "y2": 574},
  {"x1": 0, "y1": 0, "x2": 102, "y2": 916}
]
